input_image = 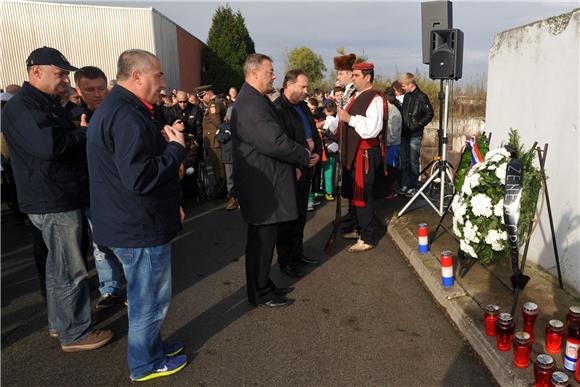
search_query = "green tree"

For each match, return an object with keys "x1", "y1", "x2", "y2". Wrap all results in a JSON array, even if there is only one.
[
  {"x1": 285, "y1": 47, "x2": 327, "y2": 90},
  {"x1": 204, "y1": 5, "x2": 255, "y2": 93}
]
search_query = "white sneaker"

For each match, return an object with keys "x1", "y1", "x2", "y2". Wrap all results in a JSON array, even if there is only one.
[
  {"x1": 342, "y1": 230, "x2": 361, "y2": 240},
  {"x1": 347, "y1": 239, "x2": 375, "y2": 253},
  {"x1": 307, "y1": 202, "x2": 314, "y2": 211}
]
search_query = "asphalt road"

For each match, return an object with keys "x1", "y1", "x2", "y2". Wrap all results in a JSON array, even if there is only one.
[{"x1": 1, "y1": 198, "x2": 496, "y2": 386}]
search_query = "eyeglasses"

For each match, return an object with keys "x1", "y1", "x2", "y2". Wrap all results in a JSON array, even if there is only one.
[{"x1": 177, "y1": 100, "x2": 188, "y2": 104}]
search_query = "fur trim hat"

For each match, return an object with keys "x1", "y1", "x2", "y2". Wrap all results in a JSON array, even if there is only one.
[{"x1": 333, "y1": 53, "x2": 356, "y2": 71}]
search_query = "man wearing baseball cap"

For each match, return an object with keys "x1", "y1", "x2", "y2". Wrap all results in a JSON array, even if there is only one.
[{"x1": 1, "y1": 47, "x2": 113, "y2": 352}]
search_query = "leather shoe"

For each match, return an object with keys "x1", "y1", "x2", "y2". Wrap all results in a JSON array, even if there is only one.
[
  {"x1": 274, "y1": 286, "x2": 295, "y2": 295},
  {"x1": 295, "y1": 255, "x2": 320, "y2": 266},
  {"x1": 259, "y1": 296, "x2": 295, "y2": 308},
  {"x1": 280, "y1": 264, "x2": 305, "y2": 278}
]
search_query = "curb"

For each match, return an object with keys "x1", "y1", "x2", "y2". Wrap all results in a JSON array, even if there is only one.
[{"x1": 387, "y1": 215, "x2": 528, "y2": 387}]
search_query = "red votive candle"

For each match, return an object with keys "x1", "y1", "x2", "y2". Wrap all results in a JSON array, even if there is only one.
[
  {"x1": 484, "y1": 304, "x2": 500, "y2": 336},
  {"x1": 545, "y1": 319, "x2": 564, "y2": 355},
  {"x1": 495, "y1": 313, "x2": 515, "y2": 352},
  {"x1": 513, "y1": 331, "x2": 531, "y2": 368},
  {"x1": 533, "y1": 354, "x2": 555, "y2": 387},
  {"x1": 550, "y1": 371, "x2": 569, "y2": 387},
  {"x1": 522, "y1": 301, "x2": 539, "y2": 341}
]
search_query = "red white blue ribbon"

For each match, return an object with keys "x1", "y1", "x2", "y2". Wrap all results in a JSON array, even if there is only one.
[{"x1": 466, "y1": 135, "x2": 484, "y2": 165}]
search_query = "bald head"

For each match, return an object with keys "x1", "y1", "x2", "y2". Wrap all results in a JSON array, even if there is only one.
[{"x1": 5, "y1": 84, "x2": 21, "y2": 95}]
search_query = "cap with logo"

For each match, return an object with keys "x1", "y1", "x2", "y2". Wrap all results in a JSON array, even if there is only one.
[{"x1": 26, "y1": 46, "x2": 78, "y2": 72}]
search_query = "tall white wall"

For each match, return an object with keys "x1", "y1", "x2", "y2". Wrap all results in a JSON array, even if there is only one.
[{"x1": 486, "y1": 8, "x2": 580, "y2": 292}]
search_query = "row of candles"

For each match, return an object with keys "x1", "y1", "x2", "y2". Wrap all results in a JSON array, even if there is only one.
[
  {"x1": 484, "y1": 303, "x2": 580, "y2": 386},
  {"x1": 414, "y1": 224, "x2": 579, "y2": 384}
]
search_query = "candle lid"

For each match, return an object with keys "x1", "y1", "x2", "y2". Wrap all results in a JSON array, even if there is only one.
[
  {"x1": 522, "y1": 302, "x2": 538, "y2": 313},
  {"x1": 441, "y1": 250, "x2": 452, "y2": 256},
  {"x1": 551, "y1": 371, "x2": 568, "y2": 384},
  {"x1": 498, "y1": 313, "x2": 513, "y2": 323},
  {"x1": 536, "y1": 354, "x2": 554, "y2": 368},
  {"x1": 514, "y1": 331, "x2": 530, "y2": 343},
  {"x1": 418, "y1": 223, "x2": 428, "y2": 228},
  {"x1": 485, "y1": 304, "x2": 500, "y2": 315},
  {"x1": 569, "y1": 306, "x2": 580, "y2": 315},
  {"x1": 549, "y1": 319, "x2": 564, "y2": 329}
]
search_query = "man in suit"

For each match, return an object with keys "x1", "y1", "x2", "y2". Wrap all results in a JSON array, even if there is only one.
[
  {"x1": 273, "y1": 69, "x2": 322, "y2": 278},
  {"x1": 231, "y1": 54, "x2": 313, "y2": 308}
]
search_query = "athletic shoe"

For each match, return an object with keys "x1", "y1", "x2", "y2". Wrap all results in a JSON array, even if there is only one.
[
  {"x1": 384, "y1": 192, "x2": 398, "y2": 200},
  {"x1": 343, "y1": 230, "x2": 361, "y2": 240},
  {"x1": 131, "y1": 355, "x2": 188, "y2": 382},
  {"x1": 325, "y1": 193, "x2": 335, "y2": 201},
  {"x1": 61, "y1": 329, "x2": 113, "y2": 352},
  {"x1": 347, "y1": 239, "x2": 375, "y2": 253},
  {"x1": 163, "y1": 341, "x2": 184, "y2": 357},
  {"x1": 49, "y1": 330, "x2": 59, "y2": 338},
  {"x1": 398, "y1": 186, "x2": 409, "y2": 195},
  {"x1": 313, "y1": 199, "x2": 321, "y2": 207},
  {"x1": 307, "y1": 202, "x2": 314, "y2": 211},
  {"x1": 406, "y1": 188, "x2": 418, "y2": 197}
]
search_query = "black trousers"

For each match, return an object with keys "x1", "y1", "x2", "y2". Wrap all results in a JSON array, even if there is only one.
[
  {"x1": 276, "y1": 169, "x2": 311, "y2": 265},
  {"x1": 245, "y1": 223, "x2": 278, "y2": 305},
  {"x1": 344, "y1": 146, "x2": 383, "y2": 245}
]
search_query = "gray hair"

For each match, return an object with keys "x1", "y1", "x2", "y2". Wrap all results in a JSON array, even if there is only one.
[
  {"x1": 243, "y1": 53, "x2": 272, "y2": 76},
  {"x1": 116, "y1": 49, "x2": 158, "y2": 81}
]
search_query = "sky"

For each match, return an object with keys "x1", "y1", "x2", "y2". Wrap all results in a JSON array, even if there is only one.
[{"x1": 60, "y1": 0, "x2": 578, "y2": 86}]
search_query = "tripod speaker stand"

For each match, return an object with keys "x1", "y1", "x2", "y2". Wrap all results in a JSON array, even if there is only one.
[{"x1": 398, "y1": 79, "x2": 455, "y2": 217}]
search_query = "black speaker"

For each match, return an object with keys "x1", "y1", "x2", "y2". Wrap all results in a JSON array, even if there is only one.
[
  {"x1": 429, "y1": 29, "x2": 463, "y2": 80},
  {"x1": 421, "y1": 1, "x2": 453, "y2": 64}
]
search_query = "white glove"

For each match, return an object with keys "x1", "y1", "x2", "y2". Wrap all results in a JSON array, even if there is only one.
[
  {"x1": 327, "y1": 142, "x2": 339, "y2": 153},
  {"x1": 186, "y1": 167, "x2": 195, "y2": 175}
]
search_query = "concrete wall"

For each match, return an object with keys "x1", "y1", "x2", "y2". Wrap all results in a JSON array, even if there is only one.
[{"x1": 485, "y1": 8, "x2": 580, "y2": 292}]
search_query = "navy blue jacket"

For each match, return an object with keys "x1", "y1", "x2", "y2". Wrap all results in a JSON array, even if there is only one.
[
  {"x1": 1, "y1": 82, "x2": 89, "y2": 214},
  {"x1": 87, "y1": 85, "x2": 185, "y2": 248}
]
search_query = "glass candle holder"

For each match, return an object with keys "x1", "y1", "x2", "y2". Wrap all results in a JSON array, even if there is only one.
[
  {"x1": 513, "y1": 331, "x2": 531, "y2": 368},
  {"x1": 564, "y1": 306, "x2": 580, "y2": 372},
  {"x1": 550, "y1": 371, "x2": 568, "y2": 387},
  {"x1": 533, "y1": 354, "x2": 555, "y2": 387},
  {"x1": 522, "y1": 301, "x2": 539, "y2": 341},
  {"x1": 484, "y1": 304, "x2": 500, "y2": 336},
  {"x1": 545, "y1": 320, "x2": 564, "y2": 355},
  {"x1": 495, "y1": 313, "x2": 515, "y2": 352}
]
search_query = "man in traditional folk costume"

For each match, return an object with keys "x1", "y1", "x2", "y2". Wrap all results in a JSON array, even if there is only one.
[
  {"x1": 334, "y1": 53, "x2": 357, "y2": 109},
  {"x1": 337, "y1": 62, "x2": 387, "y2": 253}
]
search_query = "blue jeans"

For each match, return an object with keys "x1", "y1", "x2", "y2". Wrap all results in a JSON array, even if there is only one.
[
  {"x1": 28, "y1": 210, "x2": 92, "y2": 344},
  {"x1": 84, "y1": 208, "x2": 122, "y2": 295},
  {"x1": 400, "y1": 136, "x2": 423, "y2": 189},
  {"x1": 111, "y1": 244, "x2": 172, "y2": 379}
]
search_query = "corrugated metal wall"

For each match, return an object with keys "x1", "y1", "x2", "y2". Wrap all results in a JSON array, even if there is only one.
[
  {"x1": 0, "y1": 1, "x2": 183, "y2": 89},
  {"x1": 151, "y1": 9, "x2": 180, "y2": 91}
]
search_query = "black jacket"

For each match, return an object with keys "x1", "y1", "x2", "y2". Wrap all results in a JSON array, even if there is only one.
[
  {"x1": 166, "y1": 103, "x2": 203, "y2": 139},
  {"x1": 1, "y1": 82, "x2": 89, "y2": 214},
  {"x1": 87, "y1": 85, "x2": 185, "y2": 248},
  {"x1": 231, "y1": 83, "x2": 310, "y2": 225},
  {"x1": 273, "y1": 91, "x2": 322, "y2": 170},
  {"x1": 400, "y1": 86, "x2": 434, "y2": 138}
]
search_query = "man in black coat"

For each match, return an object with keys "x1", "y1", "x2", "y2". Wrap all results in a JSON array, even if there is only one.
[
  {"x1": 273, "y1": 69, "x2": 322, "y2": 278},
  {"x1": 231, "y1": 54, "x2": 312, "y2": 308},
  {"x1": 398, "y1": 72, "x2": 434, "y2": 196}
]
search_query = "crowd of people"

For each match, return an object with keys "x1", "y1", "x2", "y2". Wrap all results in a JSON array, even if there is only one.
[{"x1": 0, "y1": 46, "x2": 433, "y2": 382}]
